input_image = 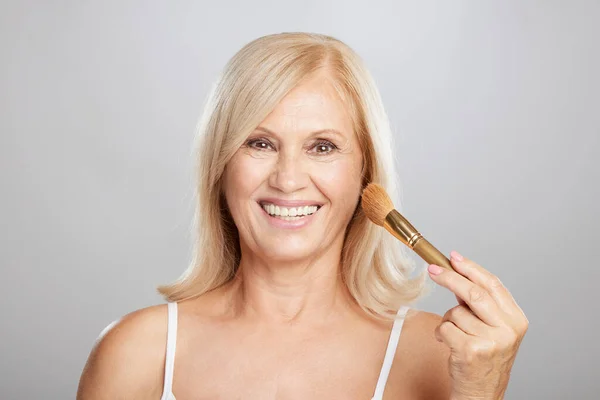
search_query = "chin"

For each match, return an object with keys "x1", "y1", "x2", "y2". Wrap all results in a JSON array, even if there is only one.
[{"x1": 258, "y1": 241, "x2": 321, "y2": 263}]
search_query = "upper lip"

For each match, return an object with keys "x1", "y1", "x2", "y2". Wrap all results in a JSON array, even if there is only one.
[{"x1": 257, "y1": 198, "x2": 324, "y2": 207}]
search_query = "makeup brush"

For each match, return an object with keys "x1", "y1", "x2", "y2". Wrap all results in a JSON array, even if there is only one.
[{"x1": 361, "y1": 183, "x2": 454, "y2": 271}]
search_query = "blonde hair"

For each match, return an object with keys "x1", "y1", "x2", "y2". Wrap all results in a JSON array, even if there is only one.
[{"x1": 158, "y1": 32, "x2": 427, "y2": 319}]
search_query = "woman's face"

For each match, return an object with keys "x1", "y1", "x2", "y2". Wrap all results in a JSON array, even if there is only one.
[{"x1": 223, "y1": 73, "x2": 364, "y2": 263}]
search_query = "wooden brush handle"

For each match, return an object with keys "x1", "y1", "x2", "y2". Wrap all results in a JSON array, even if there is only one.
[{"x1": 412, "y1": 237, "x2": 454, "y2": 271}]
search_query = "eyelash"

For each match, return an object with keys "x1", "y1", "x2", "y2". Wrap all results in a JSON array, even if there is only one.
[{"x1": 245, "y1": 138, "x2": 338, "y2": 155}]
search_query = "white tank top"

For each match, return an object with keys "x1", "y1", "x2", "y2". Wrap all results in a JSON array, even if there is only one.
[{"x1": 160, "y1": 302, "x2": 409, "y2": 400}]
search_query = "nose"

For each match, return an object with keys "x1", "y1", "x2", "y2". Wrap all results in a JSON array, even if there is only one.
[{"x1": 268, "y1": 151, "x2": 309, "y2": 193}]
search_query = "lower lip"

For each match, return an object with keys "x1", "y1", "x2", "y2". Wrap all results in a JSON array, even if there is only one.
[{"x1": 258, "y1": 204, "x2": 320, "y2": 230}]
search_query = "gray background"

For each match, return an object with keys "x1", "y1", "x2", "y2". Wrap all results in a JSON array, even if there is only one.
[{"x1": 1, "y1": 1, "x2": 598, "y2": 399}]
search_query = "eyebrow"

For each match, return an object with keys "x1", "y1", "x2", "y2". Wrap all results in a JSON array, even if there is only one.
[{"x1": 254, "y1": 126, "x2": 345, "y2": 138}]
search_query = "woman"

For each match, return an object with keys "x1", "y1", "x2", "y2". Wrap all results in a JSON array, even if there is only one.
[{"x1": 77, "y1": 32, "x2": 528, "y2": 399}]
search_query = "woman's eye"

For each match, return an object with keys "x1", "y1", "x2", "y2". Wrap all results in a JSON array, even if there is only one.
[
  {"x1": 246, "y1": 139, "x2": 274, "y2": 151},
  {"x1": 312, "y1": 140, "x2": 337, "y2": 154}
]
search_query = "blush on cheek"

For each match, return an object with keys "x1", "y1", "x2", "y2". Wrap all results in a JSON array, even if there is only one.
[{"x1": 313, "y1": 159, "x2": 362, "y2": 214}]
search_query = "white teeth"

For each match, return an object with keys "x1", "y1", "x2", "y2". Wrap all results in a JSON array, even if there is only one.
[{"x1": 261, "y1": 203, "x2": 320, "y2": 218}]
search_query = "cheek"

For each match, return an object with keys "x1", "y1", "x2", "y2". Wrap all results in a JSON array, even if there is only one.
[
  {"x1": 223, "y1": 153, "x2": 273, "y2": 207},
  {"x1": 313, "y1": 157, "x2": 362, "y2": 211}
]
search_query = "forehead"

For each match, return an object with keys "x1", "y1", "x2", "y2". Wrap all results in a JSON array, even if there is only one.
[{"x1": 259, "y1": 73, "x2": 355, "y2": 137}]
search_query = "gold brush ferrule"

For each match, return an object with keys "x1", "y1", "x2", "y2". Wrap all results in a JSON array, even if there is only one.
[
  {"x1": 383, "y1": 209, "x2": 454, "y2": 271},
  {"x1": 383, "y1": 209, "x2": 422, "y2": 249}
]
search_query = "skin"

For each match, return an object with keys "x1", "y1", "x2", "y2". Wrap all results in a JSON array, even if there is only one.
[
  {"x1": 77, "y1": 71, "x2": 527, "y2": 399},
  {"x1": 428, "y1": 253, "x2": 529, "y2": 399}
]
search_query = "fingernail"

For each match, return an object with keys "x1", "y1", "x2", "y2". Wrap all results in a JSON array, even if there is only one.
[
  {"x1": 450, "y1": 251, "x2": 464, "y2": 262},
  {"x1": 428, "y1": 264, "x2": 444, "y2": 275}
]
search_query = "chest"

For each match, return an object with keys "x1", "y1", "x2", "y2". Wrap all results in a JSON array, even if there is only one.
[{"x1": 169, "y1": 324, "x2": 414, "y2": 399}]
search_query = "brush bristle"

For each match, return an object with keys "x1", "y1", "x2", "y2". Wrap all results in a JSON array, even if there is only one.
[{"x1": 361, "y1": 183, "x2": 395, "y2": 226}]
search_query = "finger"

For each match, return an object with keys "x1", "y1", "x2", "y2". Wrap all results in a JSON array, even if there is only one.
[
  {"x1": 449, "y1": 251, "x2": 519, "y2": 314},
  {"x1": 455, "y1": 294, "x2": 466, "y2": 307},
  {"x1": 435, "y1": 320, "x2": 467, "y2": 350},
  {"x1": 442, "y1": 304, "x2": 490, "y2": 337},
  {"x1": 428, "y1": 264, "x2": 503, "y2": 327}
]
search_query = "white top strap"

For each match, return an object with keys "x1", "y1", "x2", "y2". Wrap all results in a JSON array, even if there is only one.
[
  {"x1": 160, "y1": 302, "x2": 178, "y2": 400},
  {"x1": 372, "y1": 306, "x2": 410, "y2": 399}
]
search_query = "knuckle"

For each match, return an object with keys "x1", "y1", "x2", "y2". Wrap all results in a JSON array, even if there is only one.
[
  {"x1": 449, "y1": 305, "x2": 468, "y2": 320},
  {"x1": 458, "y1": 304, "x2": 471, "y2": 315},
  {"x1": 516, "y1": 322, "x2": 529, "y2": 338},
  {"x1": 463, "y1": 343, "x2": 480, "y2": 363},
  {"x1": 442, "y1": 308, "x2": 453, "y2": 321},
  {"x1": 447, "y1": 306, "x2": 459, "y2": 320},
  {"x1": 512, "y1": 312, "x2": 530, "y2": 335},
  {"x1": 468, "y1": 286, "x2": 487, "y2": 303},
  {"x1": 488, "y1": 275, "x2": 504, "y2": 289},
  {"x1": 521, "y1": 315, "x2": 530, "y2": 331},
  {"x1": 439, "y1": 320, "x2": 454, "y2": 335}
]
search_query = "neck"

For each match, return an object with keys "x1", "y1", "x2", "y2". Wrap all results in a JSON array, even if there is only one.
[{"x1": 227, "y1": 239, "x2": 355, "y2": 324}]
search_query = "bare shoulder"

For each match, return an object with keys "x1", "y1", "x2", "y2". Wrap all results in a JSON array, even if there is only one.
[
  {"x1": 77, "y1": 304, "x2": 169, "y2": 400},
  {"x1": 395, "y1": 309, "x2": 452, "y2": 400}
]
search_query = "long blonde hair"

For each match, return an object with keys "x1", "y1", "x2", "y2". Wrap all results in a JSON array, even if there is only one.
[{"x1": 158, "y1": 32, "x2": 427, "y2": 319}]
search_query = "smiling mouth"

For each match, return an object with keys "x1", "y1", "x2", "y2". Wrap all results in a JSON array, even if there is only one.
[{"x1": 258, "y1": 202, "x2": 322, "y2": 221}]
